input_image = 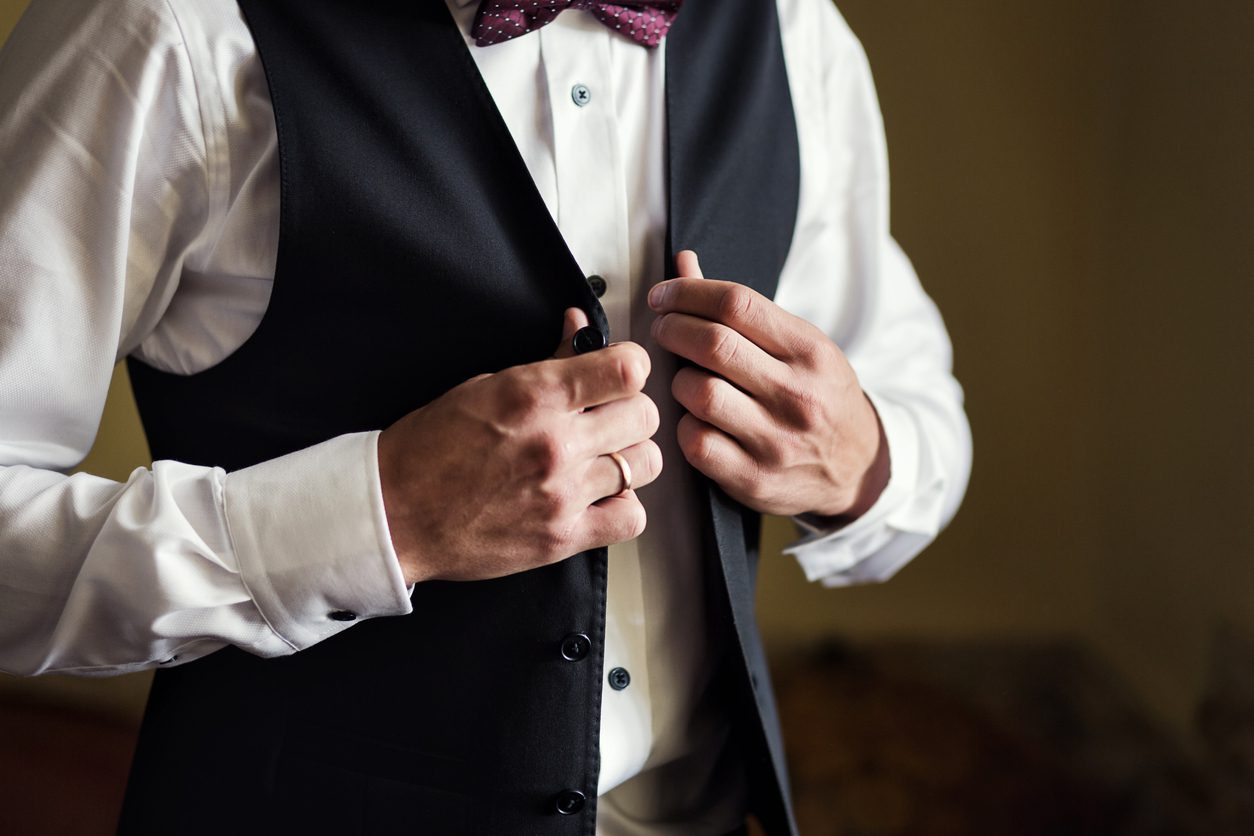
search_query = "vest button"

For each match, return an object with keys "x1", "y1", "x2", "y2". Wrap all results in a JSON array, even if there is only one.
[
  {"x1": 554, "y1": 789, "x2": 587, "y2": 815},
  {"x1": 608, "y1": 667, "x2": 631, "y2": 691},
  {"x1": 560, "y1": 633, "x2": 591, "y2": 662},
  {"x1": 571, "y1": 325, "x2": 607, "y2": 355},
  {"x1": 587, "y1": 274, "x2": 608, "y2": 298},
  {"x1": 328, "y1": 610, "x2": 357, "y2": 622}
]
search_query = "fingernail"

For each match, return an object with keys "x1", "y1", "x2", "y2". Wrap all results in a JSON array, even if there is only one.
[{"x1": 648, "y1": 283, "x2": 668, "y2": 309}]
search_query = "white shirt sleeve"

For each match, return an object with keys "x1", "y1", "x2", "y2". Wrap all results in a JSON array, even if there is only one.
[
  {"x1": 774, "y1": 2, "x2": 973, "y2": 587},
  {"x1": 0, "y1": 0, "x2": 410, "y2": 677}
]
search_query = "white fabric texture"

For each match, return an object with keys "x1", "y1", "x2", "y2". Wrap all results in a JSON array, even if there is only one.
[{"x1": 0, "y1": 0, "x2": 972, "y2": 831}]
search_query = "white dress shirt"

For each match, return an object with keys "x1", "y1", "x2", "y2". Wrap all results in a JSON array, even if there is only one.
[{"x1": 0, "y1": 0, "x2": 971, "y2": 831}]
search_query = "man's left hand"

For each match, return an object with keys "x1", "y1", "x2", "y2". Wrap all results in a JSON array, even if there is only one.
[{"x1": 649, "y1": 251, "x2": 889, "y2": 522}]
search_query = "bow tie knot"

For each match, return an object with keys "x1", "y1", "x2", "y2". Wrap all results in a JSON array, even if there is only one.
[{"x1": 473, "y1": 0, "x2": 683, "y2": 49}]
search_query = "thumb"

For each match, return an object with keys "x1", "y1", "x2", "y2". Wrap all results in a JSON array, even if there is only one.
[
  {"x1": 675, "y1": 249, "x2": 704, "y2": 279},
  {"x1": 553, "y1": 307, "x2": 591, "y2": 359}
]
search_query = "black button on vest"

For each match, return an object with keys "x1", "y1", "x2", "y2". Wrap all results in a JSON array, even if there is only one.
[
  {"x1": 561, "y1": 633, "x2": 592, "y2": 662},
  {"x1": 120, "y1": 1, "x2": 801, "y2": 833},
  {"x1": 571, "y1": 325, "x2": 608, "y2": 354},
  {"x1": 555, "y1": 789, "x2": 587, "y2": 815}
]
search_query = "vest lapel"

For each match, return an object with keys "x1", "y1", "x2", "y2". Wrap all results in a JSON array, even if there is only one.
[
  {"x1": 666, "y1": 1, "x2": 801, "y2": 832},
  {"x1": 391, "y1": 2, "x2": 613, "y2": 338}
]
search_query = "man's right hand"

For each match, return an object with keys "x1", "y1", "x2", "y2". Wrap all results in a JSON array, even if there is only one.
[{"x1": 378, "y1": 309, "x2": 662, "y2": 585}]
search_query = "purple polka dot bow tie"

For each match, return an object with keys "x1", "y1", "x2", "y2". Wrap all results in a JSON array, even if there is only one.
[{"x1": 472, "y1": 0, "x2": 684, "y2": 48}]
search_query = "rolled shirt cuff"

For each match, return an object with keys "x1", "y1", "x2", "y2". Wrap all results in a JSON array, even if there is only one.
[{"x1": 223, "y1": 430, "x2": 412, "y2": 651}]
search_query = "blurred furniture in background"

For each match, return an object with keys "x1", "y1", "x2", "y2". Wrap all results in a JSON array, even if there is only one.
[{"x1": 776, "y1": 640, "x2": 1254, "y2": 835}]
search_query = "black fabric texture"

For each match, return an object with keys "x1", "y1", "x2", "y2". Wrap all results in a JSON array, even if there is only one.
[
  {"x1": 667, "y1": 2, "x2": 802, "y2": 831},
  {"x1": 120, "y1": 0, "x2": 800, "y2": 832}
]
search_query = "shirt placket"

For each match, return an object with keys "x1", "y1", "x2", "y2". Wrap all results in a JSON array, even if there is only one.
[{"x1": 538, "y1": 15, "x2": 653, "y2": 796}]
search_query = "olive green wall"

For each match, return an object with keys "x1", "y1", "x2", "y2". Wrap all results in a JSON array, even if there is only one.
[
  {"x1": 758, "y1": 0, "x2": 1254, "y2": 744},
  {"x1": 761, "y1": 0, "x2": 1118, "y2": 649},
  {"x1": 2, "y1": 0, "x2": 1251, "y2": 748},
  {"x1": 1086, "y1": 2, "x2": 1254, "y2": 738}
]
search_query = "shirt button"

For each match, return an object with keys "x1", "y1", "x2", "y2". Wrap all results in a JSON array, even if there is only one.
[
  {"x1": 587, "y1": 274, "x2": 608, "y2": 298},
  {"x1": 571, "y1": 83, "x2": 592, "y2": 107},
  {"x1": 328, "y1": 610, "x2": 357, "y2": 622},
  {"x1": 560, "y1": 633, "x2": 591, "y2": 662},
  {"x1": 554, "y1": 789, "x2": 587, "y2": 815},
  {"x1": 608, "y1": 667, "x2": 631, "y2": 691}
]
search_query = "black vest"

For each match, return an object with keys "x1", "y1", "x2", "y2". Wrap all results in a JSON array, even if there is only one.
[{"x1": 120, "y1": 1, "x2": 800, "y2": 833}]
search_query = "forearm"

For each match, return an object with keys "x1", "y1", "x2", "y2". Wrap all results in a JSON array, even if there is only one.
[{"x1": 0, "y1": 432, "x2": 412, "y2": 676}]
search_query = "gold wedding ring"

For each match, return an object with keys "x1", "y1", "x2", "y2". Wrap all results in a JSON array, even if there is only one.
[{"x1": 608, "y1": 451, "x2": 633, "y2": 495}]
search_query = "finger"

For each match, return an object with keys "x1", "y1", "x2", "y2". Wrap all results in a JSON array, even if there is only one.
[
  {"x1": 578, "y1": 439, "x2": 663, "y2": 505},
  {"x1": 670, "y1": 366, "x2": 773, "y2": 451},
  {"x1": 578, "y1": 490, "x2": 648, "y2": 549},
  {"x1": 676, "y1": 413, "x2": 760, "y2": 496},
  {"x1": 544, "y1": 341, "x2": 651, "y2": 411},
  {"x1": 675, "y1": 249, "x2": 704, "y2": 279},
  {"x1": 648, "y1": 278, "x2": 814, "y2": 362},
  {"x1": 651, "y1": 311, "x2": 786, "y2": 397},
  {"x1": 552, "y1": 307, "x2": 591, "y2": 359},
  {"x1": 574, "y1": 392, "x2": 659, "y2": 458}
]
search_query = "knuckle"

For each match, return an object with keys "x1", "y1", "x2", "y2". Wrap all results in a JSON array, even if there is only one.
[
  {"x1": 536, "y1": 478, "x2": 573, "y2": 517},
  {"x1": 500, "y1": 371, "x2": 542, "y2": 416},
  {"x1": 626, "y1": 341, "x2": 652, "y2": 377},
  {"x1": 718, "y1": 285, "x2": 756, "y2": 325},
  {"x1": 639, "y1": 395, "x2": 660, "y2": 436},
  {"x1": 796, "y1": 328, "x2": 837, "y2": 370},
  {"x1": 796, "y1": 337, "x2": 828, "y2": 369},
  {"x1": 529, "y1": 429, "x2": 568, "y2": 477},
  {"x1": 735, "y1": 452, "x2": 767, "y2": 489},
  {"x1": 790, "y1": 389, "x2": 827, "y2": 432},
  {"x1": 703, "y1": 325, "x2": 739, "y2": 368},
  {"x1": 610, "y1": 344, "x2": 649, "y2": 391},
  {"x1": 757, "y1": 436, "x2": 787, "y2": 469},
  {"x1": 680, "y1": 424, "x2": 711, "y2": 464},
  {"x1": 744, "y1": 478, "x2": 772, "y2": 508},
  {"x1": 815, "y1": 335, "x2": 840, "y2": 364},
  {"x1": 697, "y1": 376, "x2": 724, "y2": 418},
  {"x1": 611, "y1": 503, "x2": 647, "y2": 542}
]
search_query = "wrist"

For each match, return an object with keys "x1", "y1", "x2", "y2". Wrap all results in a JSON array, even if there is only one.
[
  {"x1": 811, "y1": 393, "x2": 890, "y2": 524},
  {"x1": 377, "y1": 424, "x2": 433, "y2": 586}
]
